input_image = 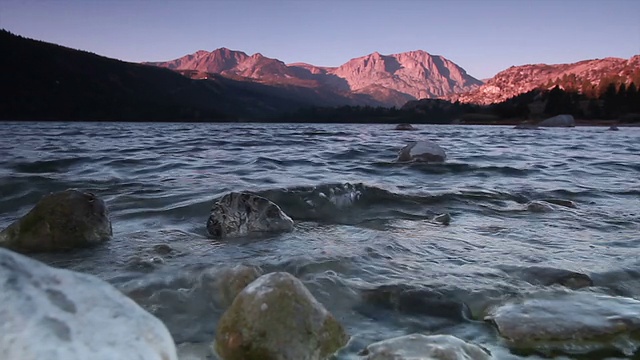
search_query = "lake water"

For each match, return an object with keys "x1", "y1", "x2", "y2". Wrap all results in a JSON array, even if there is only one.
[{"x1": 1, "y1": 122, "x2": 639, "y2": 359}]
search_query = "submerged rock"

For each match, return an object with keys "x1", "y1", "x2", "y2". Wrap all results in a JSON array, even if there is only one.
[
  {"x1": 0, "y1": 189, "x2": 112, "y2": 253},
  {"x1": 200, "y1": 264, "x2": 263, "y2": 308},
  {"x1": 538, "y1": 114, "x2": 575, "y2": 127},
  {"x1": 609, "y1": 125, "x2": 619, "y2": 131},
  {"x1": 526, "y1": 200, "x2": 554, "y2": 213},
  {"x1": 0, "y1": 248, "x2": 177, "y2": 360},
  {"x1": 206, "y1": 192, "x2": 294, "y2": 238},
  {"x1": 502, "y1": 266, "x2": 593, "y2": 289},
  {"x1": 360, "y1": 284, "x2": 472, "y2": 321},
  {"x1": 359, "y1": 333, "x2": 492, "y2": 360},
  {"x1": 394, "y1": 123, "x2": 416, "y2": 131},
  {"x1": 214, "y1": 272, "x2": 349, "y2": 360},
  {"x1": 485, "y1": 291, "x2": 640, "y2": 356},
  {"x1": 541, "y1": 198, "x2": 577, "y2": 208},
  {"x1": 396, "y1": 140, "x2": 447, "y2": 163}
]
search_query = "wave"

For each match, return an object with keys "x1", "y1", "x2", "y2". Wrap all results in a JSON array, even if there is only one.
[
  {"x1": 10, "y1": 157, "x2": 93, "y2": 174},
  {"x1": 249, "y1": 182, "x2": 573, "y2": 224},
  {"x1": 374, "y1": 161, "x2": 534, "y2": 176}
]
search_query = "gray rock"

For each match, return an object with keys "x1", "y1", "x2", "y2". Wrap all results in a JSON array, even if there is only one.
[
  {"x1": 0, "y1": 189, "x2": 112, "y2": 253},
  {"x1": 359, "y1": 333, "x2": 492, "y2": 360},
  {"x1": 538, "y1": 114, "x2": 575, "y2": 127},
  {"x1": 0, "y1": 248, "x2": 177, "y2": 360},
  {"x1": 214, "y1": 272, "x2": 349, "y2": 360},
  {"x1": 609, "y1": 125, "x2": 619, "y2": 131},
  {"x1": 485, "y1": 291, "x2": 640, "y2": 356},
  {"x1": 206, "y1": 192, "x2": 294, "y2": 238},
  {"x1": 434, "y1": 213, "x2": 451, "y2": 225},
  {"x1": 394, "y1": 123, "x2": 416, "y2": 131},
  {"x1": 526, "y1": 200, "x2": 554, "y2": 213},
  {"x1": 396, "y1": 140, "x2": 446, "y2": 163}
]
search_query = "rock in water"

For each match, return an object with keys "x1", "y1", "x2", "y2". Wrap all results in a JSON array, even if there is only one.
[
  {"x1": 538, "y1": 114, "x2": 575, "y2": 127},
  {"x1": 609, "y1": 125, "x2": 619, "y2": 131},
  {"x1": 206, "y1": 192, "x2": 294, "y2": 238},
  {"x1": 485, "y1": 291, "x2": 640, "y2": 356},
  {"x1": 214, "y1": 272, "x2": 349, "y2": 360},
  {"x1": 396, "y1": 140, "x2": 446, "y2": 163},
  {"x1": 199, "y1": 264, "x2": 264, "y2": 308},
  {"x1": 0, "y1": 248, "x2": 177, "y2": 360},
  {"x1": 359, "y1": 334, "x2": 492, "y2": 360},
  {"x1": 434, "y1": 213, "x2": 451, "y2": 225},
  {"x1": 394, "y1": 123, "x2": 416, "y2": 131},
  {"x1": 0, "y1": 189, "x2": 112, "y2": 253}
]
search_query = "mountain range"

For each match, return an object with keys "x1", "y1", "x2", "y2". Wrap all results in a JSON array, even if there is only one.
[
  {"x1": 2, "y1": 29, "x2": 638, "y2": 122},
  {"x1": 146, "y1": 49, "x2": 483, "y2": 107},
  {"x1": 451, "y1": 56, "x2": 640, "y2": 105}
]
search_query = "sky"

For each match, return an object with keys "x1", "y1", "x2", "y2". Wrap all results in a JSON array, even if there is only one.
[{"x1": 1, "y1": 0, "x2": 639, "y2": 79}]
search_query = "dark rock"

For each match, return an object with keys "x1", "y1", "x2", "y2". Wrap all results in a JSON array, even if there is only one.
[
  {"x1": 394, "y1": 123, "x2": 416, "y2": 131},
  {"x1": 0, "y1": 189, "x2": 112, "y2": 253},
  {"x1": 206, "y1": 192, "x2": 294, "y2": 238},
  {"x1": 503, "y1": 266, "x2": 593, "y2": 289},
  {"x1": 360, "y1": 284, "x2": 472, "y2": 321}
]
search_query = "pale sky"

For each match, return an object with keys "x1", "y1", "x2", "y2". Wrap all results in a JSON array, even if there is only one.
[{"x1": 1, "y1": 0, "x2": 639, "y2": 79}]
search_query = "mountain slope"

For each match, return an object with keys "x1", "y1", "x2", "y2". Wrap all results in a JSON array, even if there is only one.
[
  {"x1": 451, "y1": 56, "x2": 640, "y2": 105},
  {"x1": 147, "y1": 49, "x2": 482, "y2": 106},
  {"x1": 0, "y1": 30, "x2": 374, "y2": 121}
]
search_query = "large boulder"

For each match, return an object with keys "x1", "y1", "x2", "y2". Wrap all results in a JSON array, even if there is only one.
[
  {"x1": 0, "y1": 189, "x2": 112, "y2": 253},
  {"x1": 484, "y1": 291, "x2": 640, "y2": 356},
  {"x1": 206, "y1": 192, "x2": 294, "y2": 238},
  {"x1": 359, "y1": 334, "x2": 492, "y2": 360},
  {"x1": 538, "y1": 114, "x2": 575, "y2": 127},
  {"x1": 396, "y1": 140, "x2": 446, "y2": 163},
  {"x1": 214, "y1": 272, "x2": 349, "y2": 360},
  {"x1": 0, "y1": 248, "x2": 177, "y2": 360}
]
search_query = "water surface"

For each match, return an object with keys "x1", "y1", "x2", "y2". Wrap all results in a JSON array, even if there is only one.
[{"x1": 1, "y1": 122, "x2": 639, "y2": 359}]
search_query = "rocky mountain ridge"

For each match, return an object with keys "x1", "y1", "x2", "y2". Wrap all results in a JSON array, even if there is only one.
[
  {"x1": 146, "y1": 49, "x2": 483, "y2": 106},
  {"x1": 451, "y1": 56, "x2": 640, "y2": 105}
]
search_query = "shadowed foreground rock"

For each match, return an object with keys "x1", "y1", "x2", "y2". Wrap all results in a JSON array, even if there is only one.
[
  {"x1": 207, "y1": 192, "x2": 294, "y2": 238},
  {"x1": 0, "y1": 189, "x2": 112, "y2": 253},
  {"x1": 0, "y1": 248, "x2": 177, "y2": 360},
  {"x1": 359, "y1": 334, "x2": 492, "y2": 360},
  {"x1": 396, "y1": 140, "x2": 446, "y2": 163},
  {"x1": 485, "y1": 291, "x2": 640, "y2": 356},
  {"x1": 214, "y1": 272, "x2": 349, "y2": 360}
]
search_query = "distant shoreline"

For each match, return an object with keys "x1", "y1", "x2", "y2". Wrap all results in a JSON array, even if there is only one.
[{"x1": 1, "y1": 119, "x2": 638, "y2": 127}]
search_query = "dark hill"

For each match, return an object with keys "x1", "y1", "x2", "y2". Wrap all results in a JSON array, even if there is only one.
[{"x1": 0, "y1": 30, "x2": 360, "y2": 121}]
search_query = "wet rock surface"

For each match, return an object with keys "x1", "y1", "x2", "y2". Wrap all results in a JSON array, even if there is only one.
[
  {"x1": 214, "y1": 272, "x2": 349, "y2": 360},
  {"x1": 206, "y1": 192, "x2": 294, "y2": 238},
  {"x1": 359, "y1": 333, "x2": 492, "y2": 360},
  {"x1": 0, "y1": 189, "x2": 112, "y2": 253},
  {"x1": 485, "y1": 291, "x2": 640, "y2": 356}
]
